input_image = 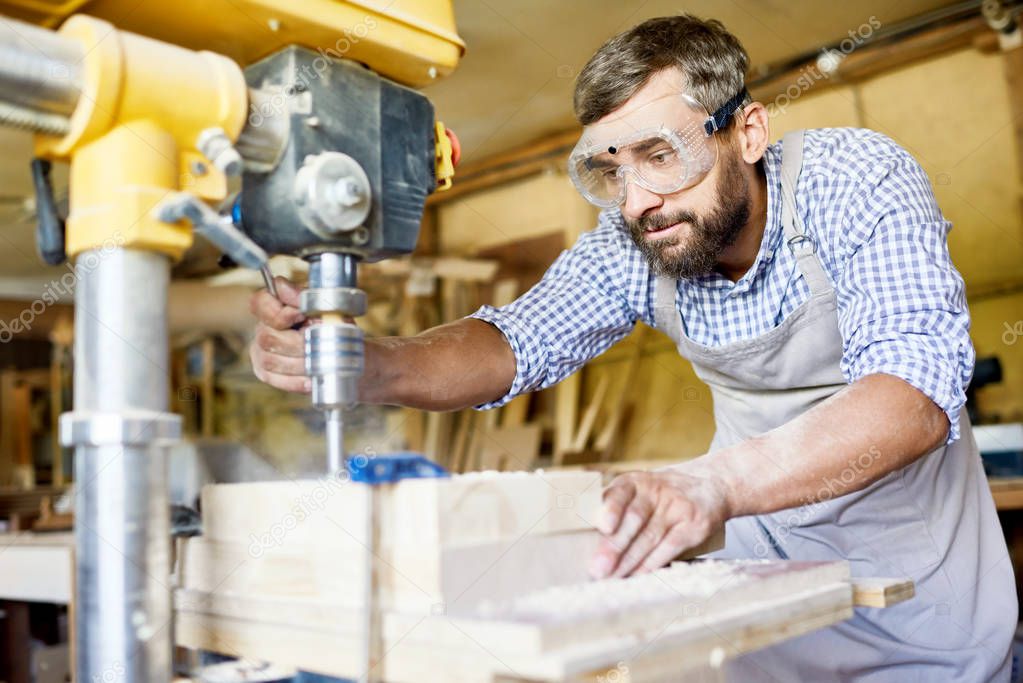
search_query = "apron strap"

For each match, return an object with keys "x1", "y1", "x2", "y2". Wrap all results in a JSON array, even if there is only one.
[
  {"x1": 653, "y1": 273, "x2": 684, "y2": 345},
  {"x1": 780, "y1": 130, "x2": 831, "y2": 296},
  {"x1": 653, "y1": 130, "x2": 833, "y2": 343}
]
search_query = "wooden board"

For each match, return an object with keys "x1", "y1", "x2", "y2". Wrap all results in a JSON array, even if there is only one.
[
  {"x1": 175, "y1": 560, "x2": 854, "y2": 683},
  {"x1": 0, "y1": 532, "x2": 73, "y2": 603},
  {"x1": 178, "y1": 529, "x2": 598, "y2": 612},
  {"x1": 988, "y1": 477, "x2": 1023, "y2": 510},
  {"x1": 851, "y1": 578, "x2": 915, "y2": 608},
  {"x1": 200, "y1": 470, "x2": 602, "y2": 550}
]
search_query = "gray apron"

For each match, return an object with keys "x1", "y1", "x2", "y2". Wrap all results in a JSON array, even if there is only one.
[{"x1": 652, "y1": 130, "x2": 1016, "y2": 682}]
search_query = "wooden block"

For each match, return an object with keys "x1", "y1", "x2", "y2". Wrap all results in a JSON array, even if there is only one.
[
  {"x1": 178, "y1": 529, "x2": 598, "y2": 612},
  {"x1": 200, "y1": 470, "x2": 603, "y2": 550},
  {"x1": 851, "y1": 577, "x2": 915, "y2": 608},
  {"x1": 0, "y1": 533, "x2": 73, "y2": 603}
]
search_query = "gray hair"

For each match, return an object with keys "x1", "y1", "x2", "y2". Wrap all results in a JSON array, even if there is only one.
[{"x1": 574, "y1": 15, "x2": 750, "y2": 126}]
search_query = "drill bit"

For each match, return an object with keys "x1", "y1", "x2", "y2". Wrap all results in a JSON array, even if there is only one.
[{"x1": 326, "y1": 407, "x2": 345, "y2": 474}]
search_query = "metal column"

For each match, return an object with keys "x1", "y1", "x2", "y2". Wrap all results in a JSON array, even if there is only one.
[{"x1": 60, "y1": 249, "x2": 180, "y2": 683}]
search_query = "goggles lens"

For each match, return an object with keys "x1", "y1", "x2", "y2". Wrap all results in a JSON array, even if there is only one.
[{"x1": 567, "y1": 89, "x2": 747, "y2": 208}]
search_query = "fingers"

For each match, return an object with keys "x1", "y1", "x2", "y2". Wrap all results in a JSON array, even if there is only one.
[
  {"x1": 589, "y1": 472, "x2": 725, "y2": 580},
  {"x1": 598, "y1": 477, "x2": 637, "y2": 535},
  {"x1": 638, "y1": 523, "x2": 705, "y2": 574},
  {"x1": 589, "y1": 476, "x2": 649, "y2": 579},
  {"x1": 255, "y1": 325, "x2": 304, "y2": 359},
  {"x1": 250, "y1": 279, "x2": 305, "y2": 331},
  {"x1": 273, "y1": 276, "x2": 304, "y2": 308},
  {"x1": 612, "y1": 506, "x2": 669, "y2": 578},
  {"x1": 249, "y1": 332, "x2": 310, "y2": 394},
  {"x1": 257, "y1": 369, "x2": 311, "y2": 393}
]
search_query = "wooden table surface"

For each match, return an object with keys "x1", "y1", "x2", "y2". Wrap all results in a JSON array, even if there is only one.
[{"x1": 988, "y1": 477, "x2": 1023, "y2": 510}]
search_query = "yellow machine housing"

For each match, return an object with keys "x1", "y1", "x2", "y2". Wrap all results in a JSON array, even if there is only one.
[
  {"x1": 6, "y1": 0, "x2": 463, "y2": 260},
  {"x1": 0, "y1": 0, "x2": 464, "y2": 86}
]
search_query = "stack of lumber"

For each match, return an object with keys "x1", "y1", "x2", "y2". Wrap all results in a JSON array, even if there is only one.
[{"x1": 173, "y1": 470, "x2": 869, "y2": 682}]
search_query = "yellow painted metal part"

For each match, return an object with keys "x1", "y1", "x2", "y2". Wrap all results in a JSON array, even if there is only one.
[
  {"x1": 434, "y1": 121, "x2": 455, "y2": 192},
  {"x1": 34, "y1": 15, "x2": 248, "y2": 260},
  {"x1": 0, "y1": 0, "x2": 464, "y2": 87}
]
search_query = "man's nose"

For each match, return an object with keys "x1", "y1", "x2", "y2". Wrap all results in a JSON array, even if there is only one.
[{"x1": 621, "y1": 178, "x2": 664, "y2": 219}]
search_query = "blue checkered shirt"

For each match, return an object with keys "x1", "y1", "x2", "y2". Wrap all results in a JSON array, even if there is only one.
[{"x1": 471, "y1": 128, "x2": 973, "y2": 442}]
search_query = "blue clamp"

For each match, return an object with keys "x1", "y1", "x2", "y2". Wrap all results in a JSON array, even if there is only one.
[{"x1": 347, "y1": 453, "x2": 448, "y2": 485}]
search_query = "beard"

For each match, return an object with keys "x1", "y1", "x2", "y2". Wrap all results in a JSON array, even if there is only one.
[{"x1": 625, "y1": 154, "x2": 751, "y2": 280}]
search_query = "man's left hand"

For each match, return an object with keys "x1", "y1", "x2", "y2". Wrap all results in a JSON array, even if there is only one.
[{"x1": 589, "y1": 469, "x2": 731, "y2": 579}]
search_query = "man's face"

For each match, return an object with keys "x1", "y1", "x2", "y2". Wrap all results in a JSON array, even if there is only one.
[{"x1": 602, "y1": 70, "x2": 752, "y2": 279}]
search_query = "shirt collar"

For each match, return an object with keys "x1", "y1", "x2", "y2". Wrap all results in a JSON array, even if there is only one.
[{"x1": 689, "y1": 141, "x2": 784, "y2": 294}]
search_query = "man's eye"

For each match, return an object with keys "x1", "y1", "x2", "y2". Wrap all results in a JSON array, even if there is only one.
[
  {"x1": 650, "y1": 151, "x2": 672, "y2": 165},
  {"x1": 601, "y1": 168, "x2": 618, "y2": 179}
]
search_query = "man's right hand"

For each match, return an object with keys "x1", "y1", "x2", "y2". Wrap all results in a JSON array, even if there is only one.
[{"x1": 248, "y1": 276, "x2": 311, "y2": 394}]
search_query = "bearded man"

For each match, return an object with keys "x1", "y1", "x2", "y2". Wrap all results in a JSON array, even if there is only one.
[{"x1": 249, "y1": 14, "x2": 1015, "y2": 681}]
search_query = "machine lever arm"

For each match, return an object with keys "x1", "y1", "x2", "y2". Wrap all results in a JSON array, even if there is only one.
[
  {"x1": 156, "y1": 192, "x2": 270, "y2": 272},
  {"x1": 30, "y1": 158, "x2": 66, "y2": 265}
]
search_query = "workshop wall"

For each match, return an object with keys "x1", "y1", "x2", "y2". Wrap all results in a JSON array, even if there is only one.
[
  {"x1": 771, "y1": 46, "x2": 1023, "y2": 423},
  {"x1": 434, "y1": 43, "x2": 1023, "y2": 464}
]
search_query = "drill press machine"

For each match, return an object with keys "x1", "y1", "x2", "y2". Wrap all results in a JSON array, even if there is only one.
[{"x1": 0, "y1": 2, "x2": 463, "y2": 681}]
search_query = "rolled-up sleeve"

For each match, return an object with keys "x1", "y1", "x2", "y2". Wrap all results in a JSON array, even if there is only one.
[
  {"x1": 469, "y1": 224, "x2": 639, "y2": 409},
  {"x1": 835, "y1": 146, "x2": 974, "y2": 442}
]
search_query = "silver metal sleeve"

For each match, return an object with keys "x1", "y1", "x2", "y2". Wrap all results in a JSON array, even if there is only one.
[
  {"x1": 0, "y1": 18, "x2": 82, "y2": 125},
  {"x1": 66, "y1": 249, "x2": 177, "y2": 683}
]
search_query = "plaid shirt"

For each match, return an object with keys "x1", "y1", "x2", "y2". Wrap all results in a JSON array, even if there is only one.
[{"x1": 471, "y1": 128, "x2": 973, "y2": 442}]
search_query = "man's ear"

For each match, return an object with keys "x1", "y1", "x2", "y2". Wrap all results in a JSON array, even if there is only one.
[{"x1": 734, "y1": 101, "x2": 770, "y2": 165}]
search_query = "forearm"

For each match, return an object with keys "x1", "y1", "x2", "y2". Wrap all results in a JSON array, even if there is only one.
[
  {"x1": 682, "y1": 373, "x2": 950, "y2": 518},
  {"x1": 359, "y1": 318, "x2": 516, "y2": 410}
]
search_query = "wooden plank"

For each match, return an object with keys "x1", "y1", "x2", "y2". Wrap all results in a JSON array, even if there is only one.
[
  {"x1": 478, "y1": 424, "x2": 542, "y2": 472},
  {"x1": 0, "y1": 370, "x2": 15, "y2": 487},
  {"x1": 48, "y1": 314, "x2": 71, "y2": 488},
  {"x1": 10, "y1": 381, "x2": 33, "y2": 489},
  {"x1": 553, "y1": 373, "x2": 580, "y2": 466},
  {"x1": 179, "y1": 529, "x2": 598, "y2": 613},
  {"x1": 989, "y1": 477, "x2": 1023, "y2": 510},
  {"x1": 500, "y1": 394, "x2": 531, "y2": 428},
  {"x1": 200, "y1": 471, "x2": 603, "y2": 550},
  {"x1": 593, "y1": 327, "x2": 648, "y2": 459},
  {"x1": 0, "y1": 534, "x2": 73, "y2": 603},
  {"x1": 422, "y1": 411, "x2": 453, "y2": 464},
  {"x1": 851, "y1": 578, "x2": 915, "y2": 608},
  {"x1": 449, "y1": 410, "x2": 475, "y2": 473},
  {"x1": 200, "y1": 337, "x2": 215, "y2": 438},
  {"x1": 568, "y1": 375, "x2": 608, "y2": 454},
  {"x1": 175, "y1": 560, "x2": 853, "y2": 682}
]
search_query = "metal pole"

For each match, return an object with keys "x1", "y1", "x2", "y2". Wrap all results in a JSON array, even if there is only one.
[
  {"x1": 0, "y1": 17, "x2": 82, "y2": 134},
  {"x1": 61, "y1": 248, "x2": 180, "y2": 683}
]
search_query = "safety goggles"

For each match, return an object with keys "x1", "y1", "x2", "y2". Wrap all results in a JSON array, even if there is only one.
[{"x1": 568, "y1": 88, "x2": 749, "y2": 208}]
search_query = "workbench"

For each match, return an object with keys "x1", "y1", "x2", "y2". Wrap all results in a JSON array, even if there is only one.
[{"x1": 173, "y1": 471, "x2": 911, "y2": 683}]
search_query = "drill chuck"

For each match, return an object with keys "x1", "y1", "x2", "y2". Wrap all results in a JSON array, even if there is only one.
[{"x1": 305, "y1": 321, "x2": 364, "y2": 410}]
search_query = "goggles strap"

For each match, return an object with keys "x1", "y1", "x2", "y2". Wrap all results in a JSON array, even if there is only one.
[{"x1": 703, "y1": 88, "x2": 750, "y2": 135}]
